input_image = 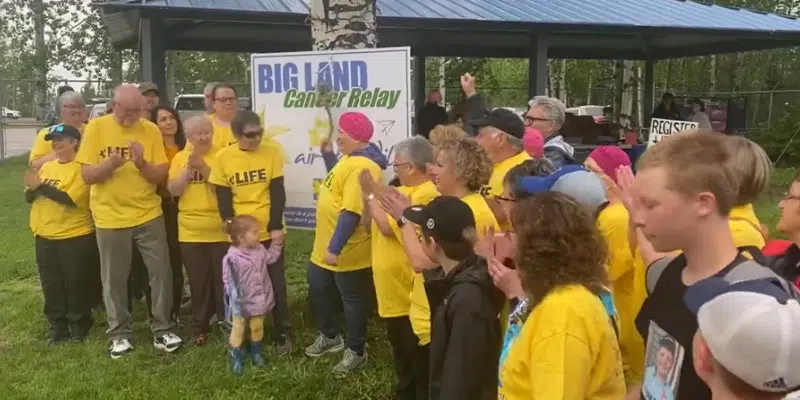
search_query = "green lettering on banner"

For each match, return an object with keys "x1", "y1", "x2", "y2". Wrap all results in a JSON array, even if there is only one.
[{"x1": 347, "y1": 88, "x2": 402, "y2": 109}]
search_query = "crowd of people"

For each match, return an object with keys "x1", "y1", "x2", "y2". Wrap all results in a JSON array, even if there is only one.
[{"x1": 24, "y1": 73, "x2": 800, "y2": 400}]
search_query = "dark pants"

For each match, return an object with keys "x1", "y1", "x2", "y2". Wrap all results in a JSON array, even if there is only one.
[
  {"x1": 35, "y1": 233, "x2": 96, "y2": 340},
  {"x1": 307, "y1": 262, "x2": 373, "y2": 354},
  {"x1": 387, "y1": 316, "x2": 430, "y2": 400},
  {"x1": 128, "y1": 201, "x2": 183, "y2": 321},
  {"x1": 262, "y1": 240, "x2": 291, "y2": 342},
  {"x1": 162, "y1": 200, "x2": 183, "y2": 321},
  {"x1": 180, "y1": 241, "x2": 228, "y2": 333}
]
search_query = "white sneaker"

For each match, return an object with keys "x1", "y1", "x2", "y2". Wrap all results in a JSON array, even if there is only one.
[
  {"x1": 109, "y1": 339, "x2": 134, "y2": 359},
  {"x1": 153, "y1": 333, "x2": 183, "y2": 353}
]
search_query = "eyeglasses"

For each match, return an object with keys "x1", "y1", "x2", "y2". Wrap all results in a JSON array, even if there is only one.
[
  {"x1": 494, "y1": 195, "x2": 516, "y2": 203},
  {"x1": 214, "y1": 97, "x2": 238, "y2": 104},
  {"x1": 242, "y1": 130, "x2": 263, "y2": 139},
  {"x1": 524, "y1": 116, "x2": 551, "y2": 126},
  {"x1": 783, "y1": 193, "x2": 800, "y2": 202}
]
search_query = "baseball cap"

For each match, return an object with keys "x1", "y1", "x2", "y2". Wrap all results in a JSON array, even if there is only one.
[
  {"x1": 519, "y1": 165, "x2": 608, "y2": 211},
  {"x1": 684, "y1": 278, "x2": 800, "y2": 393},
  {"x1": 138, "y1": 82, "x2": 160, "y2": 96},
  {"x1": 468, "y1": 108, "x2": 525, "y2": 139},
  {"x1": 44, "y1": 124, "x2": 81, "y2": 141},
  {"x1": 402, "y1": 196, "x2": 476, "y2": 243}
]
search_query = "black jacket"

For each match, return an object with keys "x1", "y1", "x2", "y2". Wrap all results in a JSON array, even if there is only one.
[
  {"x1": 768, "y1": 243, "x2": 800, "y2": 286},
  {"x1": 417, "y1": 103, "x2": 449, "y2": 139},
  {"x1": 425, "y1": 255, "x2": 505, "y2": 400}
]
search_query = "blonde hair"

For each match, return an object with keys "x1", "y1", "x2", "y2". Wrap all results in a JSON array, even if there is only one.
[
  {"x1": 727, "y1": 135, "x2": 772, "y2": 206},
  {"x1": 637, "y1": 130, "x2": 738, "y2": 216},
  {"x1": 437, "y1": 137, "x2": 492, "y2": 191},
  {"x1": 429, "y1": 124, "x2": 466, "y2": 146}
]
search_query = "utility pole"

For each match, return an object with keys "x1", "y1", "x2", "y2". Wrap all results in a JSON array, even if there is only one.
[{"x1": 32, "y1": 0, "x2": 48, "y2": 121}]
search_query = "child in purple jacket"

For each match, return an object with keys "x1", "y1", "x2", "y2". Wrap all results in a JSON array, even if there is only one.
[{"x1": 223, "y1": 215, "x2": 283, "y2": 376}]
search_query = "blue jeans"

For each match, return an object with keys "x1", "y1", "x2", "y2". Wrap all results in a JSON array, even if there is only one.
[{"x1": 307, "y1": 262, "x2": 373, "y2": 354}]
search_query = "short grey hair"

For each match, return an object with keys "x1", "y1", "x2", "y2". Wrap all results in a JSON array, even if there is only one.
[
  {"x1": 56, "y1": 91, "x2": 86, "y2": 118},
  {"x1": 528, "y1": 96, "x2": 566, "y2": 132},
  {"x1": 395, "y1": 136, "x2": 434, "y2": 172}
]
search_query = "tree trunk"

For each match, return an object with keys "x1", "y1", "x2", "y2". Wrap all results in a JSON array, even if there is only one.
[
  {"x1": 613, "y1": 60, "x2": 624, "y2": 123},
  {"x1": 32, "y1": 0, "x2": 47, "y2": 120},
  {"x1": 309, "y1": 0, "x2": 378, "y2": 136},
  {"x1": 620, "y1": 60, "x2": 635, "y2": 129},
  {"x1": 559, "y1": 59, "x2": 568, "y2": 103},
  {"x1": 310, "y1": 0, "x2": 378, "y2": 50},
  {"x1": 709, "y1": 55, "x2": 717, "y2": 94},
  {"x1": 166, "y1": 51, "x2": 177, "y2": 103}
]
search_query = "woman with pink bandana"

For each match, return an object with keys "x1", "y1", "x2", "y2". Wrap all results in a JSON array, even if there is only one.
[{"x1": 305, "y1": 112, "x2": 388, "y2": 374}]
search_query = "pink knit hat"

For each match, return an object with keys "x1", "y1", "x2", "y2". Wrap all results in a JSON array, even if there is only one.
[
  {"x1": 338, "y1": 112, "x2": 374, "y2": 142},
  {"x1": 587, "y1": 145, "x2": 631, "y2": 184},
  {"x1": 522, "y1": 127, "x2": 544, "y2": 158}
]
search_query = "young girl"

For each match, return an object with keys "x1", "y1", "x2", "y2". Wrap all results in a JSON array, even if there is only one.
[{"x1": 223, "y1": 215, "x2": 284, "y2": 376}]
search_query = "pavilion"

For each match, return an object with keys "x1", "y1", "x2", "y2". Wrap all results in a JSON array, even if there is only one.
[{"x1": 96, "y1": 0, "x2": 800, "y2": 120}]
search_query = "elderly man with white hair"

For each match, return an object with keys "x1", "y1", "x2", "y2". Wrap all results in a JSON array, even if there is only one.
[
  {"x1": 524, "y1": 96, "x2": 575, "y2": 168},
  {"x1": 76, "y1": 84, "x2": 183, "y2": 359}
]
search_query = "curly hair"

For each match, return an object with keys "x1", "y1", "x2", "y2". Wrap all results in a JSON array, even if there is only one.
[
  {"x1": 511, "y1": 192, "x2": 609, "y2": 306},
  {"x1": 438, "y1": 137, "x2": 492, "y2": 192},
  {"x1": 429, "y1": 124, "x2": 467, "y2": 146}
]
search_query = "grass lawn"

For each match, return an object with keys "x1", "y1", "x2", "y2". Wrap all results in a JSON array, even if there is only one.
[{"x1": 0, "y1": 153, "x2": 794, "y2": 400}]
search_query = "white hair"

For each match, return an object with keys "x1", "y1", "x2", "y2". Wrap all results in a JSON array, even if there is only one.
[
  {"x1": 528, "y1": 96, "x2": 566, "y2": 132},
  {"x1": 394, "y1": 136, "x2": 434, "y2": 172},
  {"x1": 56, "y1": 91, "x2": 85, "y2": 118}
]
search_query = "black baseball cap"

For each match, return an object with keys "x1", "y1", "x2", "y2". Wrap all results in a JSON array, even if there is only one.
[
  {"x1": 468, "y1": 108, "x2": 525, "y2": 139},
  {"x1": 44, "y1": 124, "x2": 81, "y2": 141},
  {"x1": 402, "y1": 196, "x2": 476, "y2": 243}
]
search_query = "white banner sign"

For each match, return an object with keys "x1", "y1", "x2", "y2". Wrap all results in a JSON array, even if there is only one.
[
  {"x1": 648, "y1": 118, "x2": 699, "y2": 146},
  {"x1": 250, "y1": 47, "x2": 411, "y2": 229}
]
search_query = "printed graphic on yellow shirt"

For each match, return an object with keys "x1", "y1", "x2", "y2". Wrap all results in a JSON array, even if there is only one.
[
  {"x1": 169, "y1": 150, "x2": 227, "y2": 243},
  {"x1": 227, "y1": 168, "x2": 269, "y2": 187},
  {"x1": 74, "y1": 115, "x2": 166, "y2": 229},
  {"x1": 29, "y1": 160, "x2": 93, "y2": 240},
  {"x1": 311, "y1": 155, "x2": 381, "y2": 272}
]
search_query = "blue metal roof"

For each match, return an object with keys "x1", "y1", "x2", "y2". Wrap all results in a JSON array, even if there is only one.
[{"x1": 107, "y1": 0, "x2": 800, "y2": 33}]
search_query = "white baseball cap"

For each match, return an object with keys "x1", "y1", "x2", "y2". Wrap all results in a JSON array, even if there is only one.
[{"x1": 684, "y1": 278, "x2": 800, "y2": 393}]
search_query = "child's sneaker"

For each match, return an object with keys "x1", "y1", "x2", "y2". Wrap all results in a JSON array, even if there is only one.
[
  {"x1": 249, "y1": 341, "x2": 267, "y2": 368},
  {"x1": 153, "y1": 332, "x2": 183, "y2": 353},
  {"x1": 109, "y1": 339, "x2": 134, "y2": 359},
  {"x1": 304, "y1": 332, "x2": 344, "y2": 357},
  {"x1": 332, "y1": 348, "x2": 368, "y2": 374},
  {"x1": 231, "y1": 347, "x2": 246, "y2": 376}
]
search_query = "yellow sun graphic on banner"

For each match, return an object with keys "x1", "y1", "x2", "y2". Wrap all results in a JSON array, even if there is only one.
[
  {"x1": 307, "y1": 116, "x2": 332, "y2": 148},
  {"x1": 258, "y1": 107, "x2": 291, "y2": 163}
]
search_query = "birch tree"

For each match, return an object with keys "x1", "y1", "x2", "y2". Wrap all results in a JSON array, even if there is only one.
[{"x1": 309, "y1": 0, "x2": 378, "y2": 134}]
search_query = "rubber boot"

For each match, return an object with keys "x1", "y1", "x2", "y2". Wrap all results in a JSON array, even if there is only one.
[
  {"x1": 230, "y1": 347, "x2": 246, "y2": 376},
  {"x1": 249, "y1": 341, "x2": 267, "y2": 368}
]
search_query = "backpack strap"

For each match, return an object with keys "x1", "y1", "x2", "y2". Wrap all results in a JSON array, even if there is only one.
[
  {"x1": 597, "y1": 290, "x2": 620, "y2": 340},
  {"x1": 645, "y1": 256, "x2": 676, "y2": 295},
  {"x1": 738, "y1": 245, "x2": 771, "y2": 266},
  {"x1": 724, "y1": 260, "x2": 800, "y2": 299}
]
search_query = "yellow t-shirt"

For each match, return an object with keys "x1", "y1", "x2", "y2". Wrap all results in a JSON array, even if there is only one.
[
  {"x1": 164, "y1": 144, "x2": 180, "y2": 163},
  {"x1": 29, "y1": 124, "x2": 86, "y2": 163},
  {"x1": 75, "y1": 115, "x2": 167, "y2": 229},
  {"x1": 729, "y1": 203, "x2": 766, "y2": 249},
  {"x1": 498, "y1": 285, "x2": 626, "y2": 400},
  {"x1": 461, "y1": 192, "x2": 500, "y2": 234},
  {"x1": 211, "y1": 115, "x2": 236, "y2": 151},
  {"x1": 28, "y1": 160, "x2": 94, "y2": 240},
  {"x1": 372, "y1": 181, "x2": 440, "y2": 318},
  {"x1": 208, "y1": 143, "x2": 284, "y2": 241},
  {"x1": 310, "y1": 155, "x2": 383, "y2": 272},
  {"x1": 596, "y1": 202, "x2": 645, "y2": 385},
  {"x1": 484, "y1": 151, "x2": 531, "y2": 231},
  {"x1": 169, "y1": 150, "x2": 229, "y2": 243}
]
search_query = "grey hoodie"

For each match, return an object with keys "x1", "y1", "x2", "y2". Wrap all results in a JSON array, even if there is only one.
[{"x1": 543, "y1": 135, "x2": 575, "y2": 168}]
